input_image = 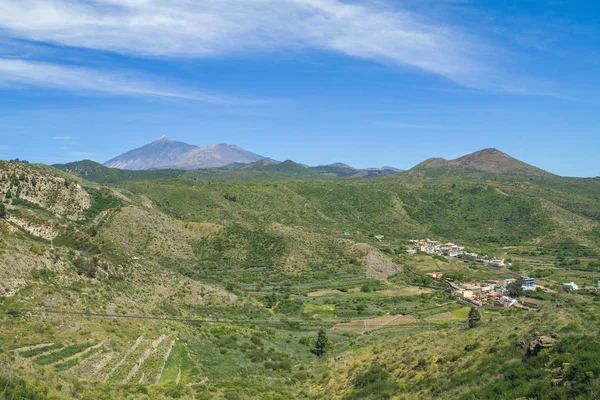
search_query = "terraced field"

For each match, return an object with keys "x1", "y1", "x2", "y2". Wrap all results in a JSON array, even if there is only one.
[
  {"x1": 424, "y1": 307, "x2": 470, "y2": 323},
  {"x1": 11, "y1": 335, "x2": 190, "y2": 385},
  {"x1": 335, "y1": 314, "x2": 419, "y2": 333}
]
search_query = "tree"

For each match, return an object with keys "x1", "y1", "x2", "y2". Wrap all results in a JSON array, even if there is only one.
[
  {"x1": 313, "y1": 328, "x2": 330, "y2": 357},
  {"x1": 265, "y1": 291, "x2": 277, "y2": 308},
  {"x1": 507, "y1": 279, "x2": 525, "y2": 298},
  {"x1": 468, "y1": 307, "x2": 481, "y2": 329},
  {"x1": 0, "y1": 203, "x2": 6, "y2": 218}
]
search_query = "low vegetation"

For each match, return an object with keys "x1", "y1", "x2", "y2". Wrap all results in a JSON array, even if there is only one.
[{"x1": 0, "y1": 160, "x2": 599, "y2": 399}]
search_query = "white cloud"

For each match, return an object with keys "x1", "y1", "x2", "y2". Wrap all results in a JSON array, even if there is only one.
[
  {"x1": 0, "y1": 0, "x2": 496, "y2": 89},
  {"x1": 0, "y1": 58, "x2": 257, "y2": 104}
]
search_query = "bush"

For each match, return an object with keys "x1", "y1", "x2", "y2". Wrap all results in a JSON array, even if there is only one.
[
  {"x1": 345, "y1": 365, "x2": 399, "y2": 400},
  {"x1": 73, "y1": 256, "x2": 97, "y2": 278},
  {"x1": 0, "y1": 375, "x2": 45, "y2": 400}
]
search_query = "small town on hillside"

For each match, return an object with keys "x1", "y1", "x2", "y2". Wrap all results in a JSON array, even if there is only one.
[
  {"x1": 405, "y1": 238, "x2": 587, "y2": 309},
  {"x1": 406, "y1": 238, "x2": 506, "y2": 267}
]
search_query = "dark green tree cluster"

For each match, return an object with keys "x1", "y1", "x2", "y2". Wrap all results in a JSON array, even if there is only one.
[
  {"x1": 507, "y1": 279, "x2": 525, "y2": 298},
  {"x1": 265, "y1": 291, "x2": 277, "y2": 308},
  {"x1": 468, "y1": 307, "x2": 481, "y2": 328},
  {"x1": 0, "y1": 203, "x2": 6, "y2": 218},
  {"x1": 312, "y1": 328, "x2": 330, "y2": 357}
]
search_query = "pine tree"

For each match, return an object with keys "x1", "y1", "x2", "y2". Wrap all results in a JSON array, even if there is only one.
[
  {"x1": 0, "y1": 203, "x2": 6, "y2": 218},
  {"x1": 468, "y1": 307, "x2": 481, "y2": 329},
  {"x1": 265, "y1": 291, "x2": 277, "y2": 308},
  {"x1": 314, "y1": 328, "x2": 329, "y2": 356}
]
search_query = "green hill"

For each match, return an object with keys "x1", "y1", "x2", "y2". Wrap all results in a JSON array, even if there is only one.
[
  {"x1": 1, "y1": 158, "x2": 600, "y2": 399},
  {"x1": 409, "y1": 148, "x2": 555, "y2": 179}
]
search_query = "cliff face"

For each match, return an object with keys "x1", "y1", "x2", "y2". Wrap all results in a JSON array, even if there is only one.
[{"x1": 0, "y1": 161, "x2": 91, "y2": 220}]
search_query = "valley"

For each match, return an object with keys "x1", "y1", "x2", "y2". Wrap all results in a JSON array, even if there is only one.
[
  {"x1": 1, "y1": 0, "x2": 597, "y2": 397},
  {"x1": 1, "y1": 155, "x2": 600, "y2": 399}
]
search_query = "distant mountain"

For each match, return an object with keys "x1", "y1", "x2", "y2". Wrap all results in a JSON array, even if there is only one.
[
  {"x1": 167, "y1": 144, "x2": 266, "y2": 170},
  {"x1": 53, "y1": 160, "x2": 186, "y2": 183},
  {"x1": 104, "y1": 136, "x2": 267, "y2": 170},
  {"x1": 248, "y1": 160, "x2": 308, "y2": 173},
  {"x1": 241, "y1": 159, "x2": 279, "y2": 170},
  {"x1": 104, "y1": 136, "x2": 198, "y2": 170},
  {"x1": 218, "y1": 162, "x2": 247, "y2": 170},
  {"x1": 409, "y1": 148, "x2": 554, "y2": 178},
  {"x1": 327, "y1": 162, "x2": 355, "y2": 170},
  {"x1": 382, "y1": 166, "x2": 404, "y2": 173}
]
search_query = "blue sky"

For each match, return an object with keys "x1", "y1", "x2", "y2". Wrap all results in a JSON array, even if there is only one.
[{"x1": 0, "y1": 0, "x2": 598, "y2": 176}]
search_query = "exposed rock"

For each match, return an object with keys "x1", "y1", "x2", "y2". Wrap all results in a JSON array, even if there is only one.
[
  {"x1": 0, "y1": 161, "x2": 91, "y2": 220},
  {"x1": 527, "y1": 336, "x2": 558, "y2": 357},
  {"x1": 44, "y1": 293, "x2": 62, "y2": 308},
  {"x1": 351, "y1": 243, "x2": 401, "y2": 280},
  {"x1": 7, "y1": 217, "x2": 57, "y2": 239}
]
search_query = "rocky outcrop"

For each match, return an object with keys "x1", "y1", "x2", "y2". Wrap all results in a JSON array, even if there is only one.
[
  {"x1": 351, "y1": 243, "x2": 402, "y2": 280},
  {"x1": 527, "y1": 335, "x2": 558, "y2": 357},
  {"x1": 7, "y1": 217, "x2": 57, "y2": 239},
  {"x1": 0, "y1": 162, "x2": 90, "y2": 220}
]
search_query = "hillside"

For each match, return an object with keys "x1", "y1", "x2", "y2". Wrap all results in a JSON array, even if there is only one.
[
  {"x1": 55, "y1": 159, "x2": 402, "y2": 182},
  {"x1": 409, "y1": 148, "x2": 554, "y2": 178},
  {"x1": 1, "y1": 159, "x2": 600, "y2": 399}
]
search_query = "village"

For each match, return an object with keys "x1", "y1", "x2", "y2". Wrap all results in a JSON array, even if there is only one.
[
  {"x1": 404, "y1": 239, "x2": 586, "y2": 309},
  {"x1": 406, "y1": 238, "x2": 507, "y2": 267}
]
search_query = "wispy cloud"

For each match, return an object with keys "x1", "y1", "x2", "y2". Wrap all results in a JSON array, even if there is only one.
[
  {"x1": 0, "y1": 0, "x2": 499, "y2": 89},
  {"x1": 0, "y1": 58, "x2": 257, "y2": 104}
]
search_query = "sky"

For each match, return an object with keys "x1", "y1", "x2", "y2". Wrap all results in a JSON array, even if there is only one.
[{"x1": 0, "y1": 0, "x2": 598, "y2": 177}]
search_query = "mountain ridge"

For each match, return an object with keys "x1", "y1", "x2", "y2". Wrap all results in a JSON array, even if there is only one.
[
  {"x1": 104, "y1": 136, "x2": 199, "y2": 170},
  {"x1": 410, "y1": 148, "x2": 554, "y2": 178},
  {"x1": 102, "y1": 140, "x2": 556, "y2": 178},
  {"x1": 104, "y1": 136, "x2": 268, "y2": 171}
]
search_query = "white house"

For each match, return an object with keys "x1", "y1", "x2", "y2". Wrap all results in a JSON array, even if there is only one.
[
  {"x1": 490, "y1": 258, "x2": 505, "y2": 267},
  {"x1": 563, "y1": 282, "x2": 579, "y2": 291}
]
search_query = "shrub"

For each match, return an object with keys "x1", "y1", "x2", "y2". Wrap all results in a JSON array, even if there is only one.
[{"x1": 345, "y1": 365, "x2": 399, "y2": 400}]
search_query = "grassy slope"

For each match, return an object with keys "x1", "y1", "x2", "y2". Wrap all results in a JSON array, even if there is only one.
[
  {"x1": 116, "y1": 175, "x2": 600, "y2": 249},
  {"x1": 1, "y1": 161, "x2": 600, "y2": 399}
]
